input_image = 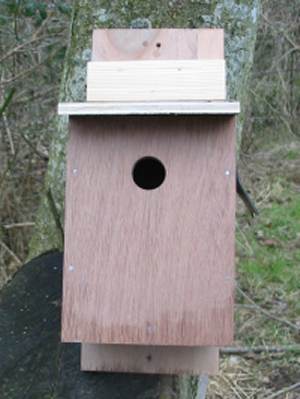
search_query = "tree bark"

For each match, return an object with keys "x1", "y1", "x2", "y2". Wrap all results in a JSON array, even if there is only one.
[{"x1": 28, "y1": 1, "x2": 260, "y2": 397}]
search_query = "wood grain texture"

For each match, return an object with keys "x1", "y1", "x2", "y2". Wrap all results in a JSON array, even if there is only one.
[
  {"x1": 62, "y1": 115, "x2": 236, "y2": 346},
  {"x1": 92, "y1": 29, "x2": 224, "y2": 61},
  {"x1": 81, "y1": 344, "x2": 219, "y2": 375},
  {"x1": 86, "y1": 60, "x2": 226, "y2": 101},
  {"x1": 58, "y1": 101, "x2": 240, "y2": 116}
]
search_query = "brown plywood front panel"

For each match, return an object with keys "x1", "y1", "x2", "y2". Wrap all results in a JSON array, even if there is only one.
[{"x1": 62, "y1": 115, "x2": 236, "y2": 346}]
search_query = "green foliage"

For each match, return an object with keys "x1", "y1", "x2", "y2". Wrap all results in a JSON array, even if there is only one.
[
  {"x1": 0, "y1": 0, "x2": 71, "y2": 26},
  {"x1": 238, "y1": 190, "x2": 300, "y2": 292},
  {"x1": 242, "y1": 0, "x2": 300, "y2": 149},
  {"x1": 0, "y1": 0, "x2": 71, "y2": 285},
  {"x1": 284, "y1": 149, "x2": 299, "y2": 160},
  {"x1": 0, "y1": 88, "x2": 15, "y2": 116}
]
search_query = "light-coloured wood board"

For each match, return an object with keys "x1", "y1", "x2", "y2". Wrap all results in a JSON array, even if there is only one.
[
  {"x1": 81, "y1": 344, "x2": 219, "y2": 375},
  {"x1": 86, "y1": 60, "x2": 226, "y2": 101},
  {"x1": 198, "y1": 29, "x2": 224, "y2": 59},
  {"x1": 62, "y1": 115, "x2": 236, "y2": 346},
  {"x1": 58, "y1": 101, "x2": 240, "y2": 116},
  {"x1": 92, "y1": 29, "x2": 224, "y2": 61}
]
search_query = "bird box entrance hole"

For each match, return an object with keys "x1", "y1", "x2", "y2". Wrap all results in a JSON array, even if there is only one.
[{"x1": 132, "y1": 156, "x2": 166, "y2": 190}]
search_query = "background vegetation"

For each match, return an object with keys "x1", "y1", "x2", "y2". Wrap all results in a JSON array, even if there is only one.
[{"x1": 0, "y1": 0, "x2": 299, "y2": 397}]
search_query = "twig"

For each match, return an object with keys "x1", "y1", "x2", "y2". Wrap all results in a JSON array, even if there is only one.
[
  {"x1": 0, "y1": 239, "x2": 22, "y2": 265},
  {"x1": 19, "y1": 131, "x2": 49, "y2": 161},
  {"x1": 46, "y1": 189, "x2": 64, "y2": 245},
  {"x1": 1, "y1": 62, "x2": 46, "y2": 86},
  {"x1": 3, "y1": 222, "x2": 35, "y2": 229},
  {"x1": 235, "y1": 304, "x2": 257, "y2": 309},
  {"x1": 221, "y1": 375, "x2": 244, "y2": 399},
  {"x1": 265, "y1": 381, "x2": 300, "y2": 399},
  {"x1": 0, "y1": 45, "x2": 63, "y2": 86},
  {"x1": 0, "y1": 164, "x2": 10, "y2": 190},
  {"x1": 13, "y1": 86, "x2": 59, "y2": 106},
  {"x1": 2, "y1": 113, "x2": 15, "y2": 155},
  {"x1": 0, "y1": 35, "x2": 49, "y2": 64},
  {"x1": 236, "y1": 285, "x2": 300, "y2": 331},
  {"x1": 250, "y1": 88, "x2": 294, "y2": 136},
  {"x1": 262, "y1": 13, "x2": 300, "y2": 51},
  {"x1": 221, "y1": 344, "x2": 300, "y2": 355},
  {"x1": 0, "y1": 16, "x2": 52, "y2": 64},
  {"x1": 236, "y1": 225, "x2": 254, "y2": 256},
  {"x1": 0, "y1": 80, "x2": 15, "y2": 156}
]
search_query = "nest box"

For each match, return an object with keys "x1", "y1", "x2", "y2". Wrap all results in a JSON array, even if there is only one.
[{"x1": 59, "y1": 29, "x2": 240, "y2": 375}]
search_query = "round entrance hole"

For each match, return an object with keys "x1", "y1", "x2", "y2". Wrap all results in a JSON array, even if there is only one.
[{"x1": 132, "y1": 156, "x2": 166, "y2": 190}]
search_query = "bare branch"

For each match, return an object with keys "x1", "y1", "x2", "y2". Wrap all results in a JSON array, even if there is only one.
[
  {"x1": 236, "y1": 285, "x2": 300, "y2": 331},
  {"x1": 0, "y1": 15, "x2": 53, "y2": 64},
  {"x1": 221, "y1": 344, "x2": 300, "y2": 355},
  {"x1": 0, "y1": 239, "x2": 22, "y2": 265},
  {"x1": 3, "y1": 222, "x2": 35, "y2": 229},
  {"x1": 265, "y1": 381, "x2": 300, "y2": 399},
  {"x1": 2, "y1": 113, "x2": 15, "y2": 155}
]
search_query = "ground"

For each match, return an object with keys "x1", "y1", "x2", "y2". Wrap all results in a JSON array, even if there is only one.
[{"x1": 207, "y1": 141, "x2": 300, "y2": 398}]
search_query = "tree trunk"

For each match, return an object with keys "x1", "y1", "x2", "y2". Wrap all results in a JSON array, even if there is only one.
[{"x1": 29, "y1": 1, "x2": 260, "y2": 397}]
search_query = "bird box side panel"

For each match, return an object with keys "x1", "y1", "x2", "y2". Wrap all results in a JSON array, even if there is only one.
[{"x1": 62, "y1": 115, "x2": 236, "y2": 346}]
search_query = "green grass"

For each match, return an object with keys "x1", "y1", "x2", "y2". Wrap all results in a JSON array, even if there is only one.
[
  {"x1": 237, "y1": 193, "x2": 300, "y2": 292},
  {"x1": 235, "y1": 182, "x2": 300, "y2": 352},
  {"x1": 210, "y1": 146, "x2": 300, "y2": 398},
  {"x1": 284, "y1": 149, "x2": 299, "y2": 160}
]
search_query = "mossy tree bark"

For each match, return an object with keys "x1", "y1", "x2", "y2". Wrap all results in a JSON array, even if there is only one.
[{"x1": 29, "y1": 1, "x2": 260, "y2": 397}]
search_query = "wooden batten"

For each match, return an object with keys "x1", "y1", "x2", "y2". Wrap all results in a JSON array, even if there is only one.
[
  {"x1": 81, "y1": 344, "x2": 219, "y2": 375},
  {"x1": 86, "y1": 60, "x2": 226, "y2": 101}
]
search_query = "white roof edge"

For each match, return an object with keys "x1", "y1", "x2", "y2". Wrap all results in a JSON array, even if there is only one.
[{"x1": 58, "y1": 101, "x2": 240, "y2": 116}]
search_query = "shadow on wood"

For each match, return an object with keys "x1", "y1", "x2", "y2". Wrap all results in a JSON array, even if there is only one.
[{"x1": 0, "y1": 252, "x2": 160, "y2": 398}]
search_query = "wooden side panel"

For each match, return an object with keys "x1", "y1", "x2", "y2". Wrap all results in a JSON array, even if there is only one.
[
  {"x1": 86, "y1": 60, "x2": 226, "y2": 101},
  {"x1": 92, "y1": 29, "x2": 224, "y2": 61},
  {"x1": 62, "y1": 115, "x2": 236, "y2": 346},
  {"x1": 81, "y1": 344, "x2": 219, "y2": 375}
]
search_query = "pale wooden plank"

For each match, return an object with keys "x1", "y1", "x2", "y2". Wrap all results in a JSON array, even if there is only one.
[
  {"x1": 81, "y1": 344, "x2": 219, "y2": 375},
  {"x1": 197, "y1": 29, "x2": 224, "y2": 59},
  {"x1": 58, "y1": 101, "x2": 240, "y2": 116},
  {"x1": 86, "y1": 60, "x2": 226, "y2": 101},
  {"x1": 62, "y1": 115, "x2": 236, "y2": 346},
  {"x1": 92, "y1": 28, "x2": 224, "y2": 62}
]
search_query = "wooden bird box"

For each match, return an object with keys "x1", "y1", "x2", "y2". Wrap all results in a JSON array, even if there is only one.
[{"x1": 58, "y1": 29, "x2": 240, "y2": 375}]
